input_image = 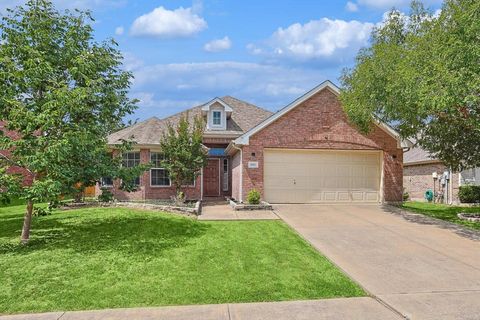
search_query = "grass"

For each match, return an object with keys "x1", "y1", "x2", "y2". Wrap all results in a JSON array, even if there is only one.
[
  {"x1": 402, "y1": 201, "x2": 480, "y2": 230},
  {"x1": 0, "y1": 205, "x2": 364, "y2": 314}
]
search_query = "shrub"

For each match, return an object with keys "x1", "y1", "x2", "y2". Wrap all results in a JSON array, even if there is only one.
[
  {"x1": 247, "y1": 189, "x2": 261, "y2": 205},
  {"x1": 98, "y1": 188, "x2": 114, "y2": 203},
  {"x1": 458, "y1": 185, "x2": 480, "y2": 203},
  {"x1": 403, "y1": 189, "x2": 410, "y2": 202}
]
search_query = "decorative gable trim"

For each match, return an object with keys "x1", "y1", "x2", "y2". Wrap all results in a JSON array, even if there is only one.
[
  {"x1": 201, "y1": 97, "x2": 234, "y2": 131},
  {"x1": 201, "y1": 97, "x2": 233, "y2": 113},
  {"x1": 233, "y1": 80, "x2": 413, "y2": 149}
]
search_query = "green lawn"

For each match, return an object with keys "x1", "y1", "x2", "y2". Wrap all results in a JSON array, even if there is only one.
[
  {"x1": 402, "y1": 201, "x2": 480, "y2": 230},
  {"x1": 0, "y1": 205, "x2": 364, "y2": 314}
]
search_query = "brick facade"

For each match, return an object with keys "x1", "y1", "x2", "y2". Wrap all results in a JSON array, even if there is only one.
[
  {"x1": 95, "y1": 149, "x2": 202, "y2": 201},
  {"x1": 404, "y1": 162, "x2": 460, "y2": 203},
  {"x1": 235, "y1": 88, "x2": 404, "y2": 202}
]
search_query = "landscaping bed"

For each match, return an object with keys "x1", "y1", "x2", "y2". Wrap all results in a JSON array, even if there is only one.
[
  {"x1": 229, "y1": 199, "x2": 273, "y2": 211},
  {"x1": 60, "y1": 199, "x2": 201, "y2": 216},
  {"x1": 457, "y1": 212, "x2": 480, "y2": 222},
  {"x1": 402, "y1": 201, "x2": 480, "y2": 230},
  {"x1": 0, "y1": 204, "x2": 364, "y2": 314}
]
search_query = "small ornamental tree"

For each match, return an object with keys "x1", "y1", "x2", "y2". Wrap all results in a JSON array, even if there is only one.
[
  {"x1": 159, "y1": 114, "x2": 207, "y2": 202},
  {"x1": 0, "y1": 0, "x2": 140, "y2": 243}
]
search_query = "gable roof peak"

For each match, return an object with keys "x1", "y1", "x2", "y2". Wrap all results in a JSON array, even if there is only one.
[{"x1": 201, "y1": 97, "x2": 233, "y2": 112}]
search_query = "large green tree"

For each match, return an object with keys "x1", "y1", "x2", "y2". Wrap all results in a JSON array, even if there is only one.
[
  {"x1": 340, "y1": 0, "x2": 480, "y2": 170},
  {"x1": 0, "y1": 0, "x2": 138, "y2": 243}
]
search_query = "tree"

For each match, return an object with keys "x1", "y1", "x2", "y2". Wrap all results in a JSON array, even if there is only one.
[
  {"x1": 0, "y1": 0, "x2": 138, "y2": 243},
  {"x1": 340, "y1": 0, "x2": 480, "y2": 171},
  {"x1": 159, "y1": 114, "x2": 207, "y2": 202}
]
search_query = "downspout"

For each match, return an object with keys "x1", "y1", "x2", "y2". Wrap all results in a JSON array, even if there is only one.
[
  {"x1": 449, "y1": 167, "x2": 453, "y2": 205},
  {"x1": 200, "y1": 167, "x2": 204, "y2": 201},
  {"x1": 231, "y1": 143, "x2": 243, "y2": 203}
]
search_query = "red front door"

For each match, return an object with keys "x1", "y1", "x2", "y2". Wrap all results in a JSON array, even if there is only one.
[{"x1": 204, "y1": 159, "x2": 220, "y2": 196}]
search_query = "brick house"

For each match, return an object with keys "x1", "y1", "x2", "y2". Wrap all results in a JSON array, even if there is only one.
[
  {"x1": 100, "y1": 81, "x2": 411, "y2": 203},
  {"x1": 403, "y1": 146, "x2": 480, "y2": 204}
]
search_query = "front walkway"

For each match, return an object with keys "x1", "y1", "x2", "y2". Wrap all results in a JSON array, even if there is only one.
[
  {"x1": 0, "y1": 297, "x2": 401, "y2": 320},
  {"x1": 275, "y1": 204, "x2": 480, "y2": 320}
]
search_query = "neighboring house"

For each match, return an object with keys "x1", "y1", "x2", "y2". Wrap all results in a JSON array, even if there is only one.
[
  {"x1": 0, "y1": 121, "x2": 34, "y2": 186},
  {"x1": 100, "y1": 81, "x2": 411, "y2": 203},
  {"x1": 404, "y1": 146, "x2": 480, "y2": 204}
]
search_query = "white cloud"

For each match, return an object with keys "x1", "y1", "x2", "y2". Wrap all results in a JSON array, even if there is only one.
[
  {"x1": 356, "y1": 0, "x2": 442, "y2": 10},
  {"x1": 130, "y1": 6, "x2": 207, "y2": 38},
  {"x1": 122, "y1": 52, "x2": 144, "y2": 71},
  {"x1": 249, "y1": 18, "x2": 374, "y2": 62},
  {"x1": 345, "y1": 1, "x2": 359, "y2": 12},
  {"x1": 115, "y1": 26, "x2": 124, "y2": 35},
  {"x1": 204, "y1": 36, "x2": 232, "y2": 52},
  {"x1": 125, "y1": 59, "x2": 329, "y2": 120}
]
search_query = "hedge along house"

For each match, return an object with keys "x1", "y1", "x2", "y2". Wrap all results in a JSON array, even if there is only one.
[{"x1": 100, "y1": 81, "x2": 411, "y2": 203}]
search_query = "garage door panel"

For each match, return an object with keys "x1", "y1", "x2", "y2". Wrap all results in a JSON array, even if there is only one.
[{"x1": 264, "y1": 149, "x2": 381, "y2": 203}]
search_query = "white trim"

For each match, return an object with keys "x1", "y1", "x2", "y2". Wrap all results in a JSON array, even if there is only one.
[
  {"x1": 231, "y1": 143, "x2": 243, "y2": 202},
  {"x1": 100, "y1": 177, "x2": 113, "y2": 188},
  {"x1": 218, "y1": 158, "x2": 222, "y2": 195},
  {"x1": 181, "y1": 175, "x2": 197, "y2": 188},
  {"x1": 212, "y1": 110, "x2": 222, "y2": 126},
  {"x1": 223, "y1": 158, "x2": 229, "y2": 192},
  {"x1": 234, "y1": 80, "x2": 412, "y2": 149},
  {"x1": 380, "y1": 151, "x2": 384, "y2": 203},
  {"x1": 404, "y1": 159, "x2": 443, "y2": 166},
  {"x1": 149, "y1": 151, "x2": 171, "y2": 187},
  {"x1": 122, "y1": 151, "x2": 141, "y2": 187},
  {"x1": 149, "y1": 168, "x2": 171, "y2": 187},
  {"x1": 201, "y1": 97, "x2": 233, "y2": 113}
]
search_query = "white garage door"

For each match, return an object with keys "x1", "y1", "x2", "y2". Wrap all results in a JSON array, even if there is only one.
[{"x1": 264, "y1": 149, "x2": 381, "y2": 203}]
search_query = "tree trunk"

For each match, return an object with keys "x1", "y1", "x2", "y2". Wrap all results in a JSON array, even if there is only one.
[{"x1": 20, "y1": 200, "x2": 34, "y2": 244}]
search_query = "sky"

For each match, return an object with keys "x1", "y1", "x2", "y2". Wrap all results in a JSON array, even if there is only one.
[{"x1": 1, "y1": 0, "x2": 443, "y2": 122}]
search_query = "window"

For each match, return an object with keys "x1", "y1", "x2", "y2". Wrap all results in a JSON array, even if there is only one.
[
  {"x1": 123, "y1": 152, "x2": 140, "y2": 186},
  {"x1": 212, "y1": 111, "x2": 221, "y2": 125},
  {"x1": 101, "y1": 153, "x2": 114, "y2": 187},
  {"x1": 150, "y1": 152, "x2": 170, "y2": 186},
  {"x1": 223, "y1": 159, "x2": 228, "y2": 191},
  {"x1": 101, "y1": 177, "x2": 113, "y2": 187},
  {"x1": 182, "y1": 174, "x2": 196, "y2": 187}
]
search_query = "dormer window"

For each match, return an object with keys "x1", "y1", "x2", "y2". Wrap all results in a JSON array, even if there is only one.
[
  {"x1": 201, "y1": 97, "x2": 233, "y2": 131},
  {"x1": 212, "y1": 111, "x2": 222, "y2": 125}
]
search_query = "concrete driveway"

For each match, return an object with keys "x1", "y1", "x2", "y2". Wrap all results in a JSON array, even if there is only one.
[{"x1": 275, "y1": 204, "x2": 480, "y2": 320}]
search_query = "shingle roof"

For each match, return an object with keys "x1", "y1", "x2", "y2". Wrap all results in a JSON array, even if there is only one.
[
  {"x1": 404, "y1": 146, "x2": 440, "y2": 165},
  {"x1": 108, "y1": 96, "x2": 273, "y2": 145}
]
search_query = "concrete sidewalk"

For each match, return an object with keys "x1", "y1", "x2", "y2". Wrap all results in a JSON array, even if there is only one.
[{"x1": 0, "y1": 298, "x2": 402, "y2": 320}]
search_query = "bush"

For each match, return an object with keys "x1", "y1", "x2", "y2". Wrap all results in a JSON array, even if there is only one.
[
  {"x1": 246, "y1": 189, "x2": 261, "y2": 205},
  {"x1": 403, "y1": 190, "x2": 410, "y2": 202},
  {"x1": 458, "y1": 185, "x2": 480, "y2": 203},
  {"x1": 98, "y1": 188, "x2": 114, "y2": 203}
]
